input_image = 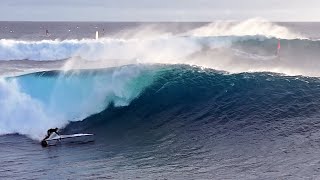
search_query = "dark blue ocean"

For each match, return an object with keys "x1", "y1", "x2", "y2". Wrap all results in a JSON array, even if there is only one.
[{"x1": 2, "y1": 20, "x2": 320, "y2": 179}]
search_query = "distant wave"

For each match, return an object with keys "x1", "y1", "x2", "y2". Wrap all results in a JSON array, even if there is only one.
[
  {"x1": 2, "y1": 36, "x2": 320, "y2": 76},
  {"x1": 0, "y1": 36, "x2": 307, "y2": 62},
  {"x1": 0, "y1": 18, "x2": 304, "y2": 61},
  {"x1": 3, "y1": 19, "x2": 320, "y2": 77}
]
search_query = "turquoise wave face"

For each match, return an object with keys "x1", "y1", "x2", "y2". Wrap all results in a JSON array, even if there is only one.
[{"x1": 0, "y1": 64, "x2": 157, "y2": 140}]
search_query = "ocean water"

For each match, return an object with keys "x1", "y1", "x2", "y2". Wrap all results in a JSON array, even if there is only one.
[{"x1": 2, "y1": 19, "x2": 320, "y2": 179}]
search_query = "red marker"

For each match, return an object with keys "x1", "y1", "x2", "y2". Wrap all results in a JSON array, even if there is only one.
[{"x1": 276, "y1": 39, "x2": 281, "y2": 56}]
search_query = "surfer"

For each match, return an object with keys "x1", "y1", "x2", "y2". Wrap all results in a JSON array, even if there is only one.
[
  {"x1": 43, "y1": 128, "x2": 59, "y2": 141},
  {"x1": 45, "y1": 29, "x2": 49, "y2": 36},
  {"x1": 46, "y1": 128, "x2": 60, "y2": 138},
  {"x1": 41, "y1": 128, "x2": 60, "y2": 147}
]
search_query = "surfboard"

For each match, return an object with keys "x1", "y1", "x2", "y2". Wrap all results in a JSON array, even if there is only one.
[
  {"x1": 49, "y1": 133, "x2": 94, "y2": 140},
  {"x1": 42, "y1": 133, "x2": 94, "y2": 147}
]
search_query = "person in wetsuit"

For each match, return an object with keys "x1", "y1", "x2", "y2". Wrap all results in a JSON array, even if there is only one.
[
  {"x1": 46, "y1": 128, "x2": 59, "y2": 137},
  {"x1": 41, "y1": 128, "x2": 60, "y2": 147}
]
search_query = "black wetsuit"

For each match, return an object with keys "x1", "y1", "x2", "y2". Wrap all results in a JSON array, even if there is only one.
[
  {"x1": 47, "y1": 128, "x2": 59, "y2": 136},
  {"x1": 45, "y1": 128, "x2": 59, "y2": 139},
  {"x1": 41, "y1": 128, "x2": 59, "y2": 147}
]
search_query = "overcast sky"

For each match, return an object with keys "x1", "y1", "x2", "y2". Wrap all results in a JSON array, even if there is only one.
[{"x1": 0, "y1": 0, "x2": 319, "y2": 21}]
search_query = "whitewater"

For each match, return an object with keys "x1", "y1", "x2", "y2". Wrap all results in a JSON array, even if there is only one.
[{"x1": 2, "y1": 19, "x2": 320, "y2": 179}]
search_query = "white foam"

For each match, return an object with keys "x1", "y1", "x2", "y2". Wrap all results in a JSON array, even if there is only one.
[{"x1": 0, "y1": 79, "x2": 65, "y2": 140}]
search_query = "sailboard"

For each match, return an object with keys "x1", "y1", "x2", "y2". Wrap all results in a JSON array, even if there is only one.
[{"x1": 41, "y1": 133, "x2": 94, "y2": 147}]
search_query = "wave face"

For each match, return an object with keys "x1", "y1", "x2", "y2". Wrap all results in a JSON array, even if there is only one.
[
  {"x1": 60, "y1": 65, "x2": 320, "y2": 178},
  {"x1": 76, "y1": 65, "x2": 320, "y2": 133}
]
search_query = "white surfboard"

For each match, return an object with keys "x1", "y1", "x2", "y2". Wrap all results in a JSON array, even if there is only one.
[{"x1": 43, "y1": 133, "x2": 94, "y2": 146}]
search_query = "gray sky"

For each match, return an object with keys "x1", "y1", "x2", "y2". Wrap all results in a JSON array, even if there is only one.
[{"x1": 0, "y1": 0, "x2": 319, "y2": 21}]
